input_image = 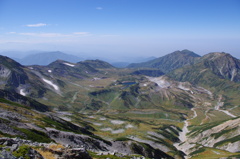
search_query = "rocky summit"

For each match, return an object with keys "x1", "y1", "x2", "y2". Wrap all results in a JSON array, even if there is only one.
[{"x1": 0, "y1": 50, "x2": 240, "y2": 159}]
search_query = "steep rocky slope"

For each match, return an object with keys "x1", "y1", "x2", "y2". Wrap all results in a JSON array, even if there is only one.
[
  {"x1": 169, "y1": 52, "x2": 240, "y2": 83},
  {"x1": 0, "y1": 97, "x2": 173, "y2": 159},
  {"x1": 168, "y1": 52, "x2": 240, "y2": 111},
  {"x1": 0, "y1": 55, "x2": 50, "y2": 98},
  {"x1": 199, "y1": 52, "x2": 240, "y2": 82}
]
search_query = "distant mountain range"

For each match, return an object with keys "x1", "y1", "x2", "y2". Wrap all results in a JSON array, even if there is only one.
[
  {"x1": 110, "y1": 56, "x2": 157, "y2": 68},
  {"x1": 0, "y1": 51, "x2": 157, "y2": 67},
  {"x1": 14, "y1": 51, "x2": 84, "y2": 65}
]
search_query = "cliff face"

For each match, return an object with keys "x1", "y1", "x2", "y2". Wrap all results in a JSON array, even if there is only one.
[
  {"x1": 0, "y1": 56, "x2": 29, "y2": 89},
  {"x1": 201, "y1": 52, "x2": 240, "y2": 82}
]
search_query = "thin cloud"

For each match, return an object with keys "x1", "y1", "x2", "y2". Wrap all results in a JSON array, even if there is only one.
[
  {"x1": 19, "y1": 32, "x2": 91, "y2": 38},
  {"x1": 101, "y1": 34, "x2": 120, "y2": 37},
  {"x1": 96, "y1": 7, "x2": 103, "y2": 10},
  {"x1": 7, "y1": 32, "x2": 17, "y2": 34},
  {"x1": 73, "y1": 32, "x2": 90, "y2": 35},
  {"x1": 19, "y1": 32, "x2": 68, "y2": 38},
  {"x1": 25, "y1": 23, "x2": 47, "y2": 27}
]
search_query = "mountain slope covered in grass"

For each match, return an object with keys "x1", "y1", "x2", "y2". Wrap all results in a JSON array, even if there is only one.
[{"x1": 128, "y1": 49, "x2": 201, "y2": 73}]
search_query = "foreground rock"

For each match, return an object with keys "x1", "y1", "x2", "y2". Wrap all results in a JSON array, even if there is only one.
[{"x1": 0, "y1": 138, "x2": 92, "y2": 159}]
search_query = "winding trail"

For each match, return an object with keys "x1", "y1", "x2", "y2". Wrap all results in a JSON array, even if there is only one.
[
  {"x1": 174, "y1": 95, "x2": 237, "y2": 158},
  {"x1": 71, "y1": 91, "x2": 79, "y2": 103},
  {"x1": 174, "y1": 108, "x2": 197, "y2": 159},
  {"x1": 215, "y1": 95, "x2": 236, "y2": 118},
  {"x1": 200, "y1": 108, "x2": 211, "y2": 125}
]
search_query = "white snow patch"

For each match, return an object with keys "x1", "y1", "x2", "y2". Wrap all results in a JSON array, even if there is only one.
[
  {"x1": 101, "y1": 128, "x2": 112, "y2": 131},
  {"x1": 48, "y1": 70, "x2": 52, "y2": 73},
  {"x1": 93, "y1": 77, "x2": 101, "y2": 80},
  {"x1": 219, "y1": 110, "x2": 236, "y2": 118},
  {"x1": 110, "y1": 120, "x2": 125, "y2": 125},
  {"x1": 63, "y1": 62, "x2": 75, "y2": 67},
  {"x1": 112, "y1": 129, "x2": 125, "y2": 134},
  {"x1": 42, "y1": 78, "x2": 59, "y2": 91},
  {"x1": 125, "y1": 124, "x2": 134, "y2": 129},
  {"x1": 143, "y1": 83, "x2": 147, "y2": 87},
  {"x1": 231, "y1": 69, "x2": 237, "y2": 81},
  {"x1": 88, "y1": 116, "x2": 95, "y2": 119},
  {"x1": 215, "y1": 96, "x2": 236, "y2": 118},
  {"x1": 60, "y1": 117, "x2": 71, "y2": 122},
  {"x1": 20, "y1": 89, "x2": 26, "y2": 96},
  {"x1": 92, "y1": 122, "x2": 102, "y2": 126},
  {"x1": 100, "y1": 128, "x2": 125, "y2": 134},
  {"x1": 99, "y1": 117, "x2": 106, "y2": 121}
]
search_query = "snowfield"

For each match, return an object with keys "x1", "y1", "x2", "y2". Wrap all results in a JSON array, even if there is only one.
[
  {"x1": 42, "y1": 78, "x2": 59, "y2": 91},
  {"x1": 63, "y1": 62, "x2": 75, "y2": 67},
  {"x1": 110, "y1": 120, "x2": 125, "y2": 125},
  {"x1": 20, "y1": 89, "x2": 26, "y2": 96},
  {"x1": 101, "y1": 128, "x2": 125, "y2": 134}
]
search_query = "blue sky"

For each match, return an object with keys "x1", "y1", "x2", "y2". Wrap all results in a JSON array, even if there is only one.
[{"x1": 0, "y1": 0, "x2": 240, "y2": 58}]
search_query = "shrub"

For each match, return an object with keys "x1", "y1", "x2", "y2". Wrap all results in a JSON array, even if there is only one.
[{"x1": 13, "y1": 145, "x2": 31, "y2": 159}]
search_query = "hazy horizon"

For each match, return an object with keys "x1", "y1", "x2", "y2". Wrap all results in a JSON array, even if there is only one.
[{"x1": 0, "y1": 0, "x2": 240, "y2": 59}]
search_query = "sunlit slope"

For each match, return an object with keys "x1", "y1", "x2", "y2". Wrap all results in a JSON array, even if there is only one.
[
  {"x1": 128, "y1": 49, "x2": 200, "y2": 73},
  {"x1": 168, "y1": 52, "x2": 240, "y2": 113},
  {"x1": 166, "y1": 52, "x2": 240, "y2": 158},
  {"x1": 0, "y1": 96, "x2": 173, "y2": 159}
]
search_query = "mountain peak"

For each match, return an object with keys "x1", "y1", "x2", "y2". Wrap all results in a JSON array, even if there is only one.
[
  {"x1": 79, "y1": 59, "x2": 115, "y2": 69},
  {"x1": 128, "y1": 50, "x2": 200, "y2": 73},
  {"x1": 172, "y1": 49, "x2": 201, "y2": 57},
  {"x1": 170, "y1": 51, "x2": 240, "y2": 83},
  {"x1": 0, "y1": 55, "x2": 23, "y2": 68},
  {"x1": 202, "y1": 52, "x2": 231, "y2": 61}
]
